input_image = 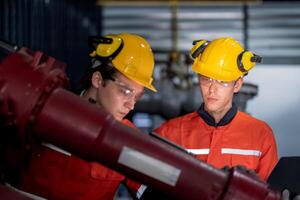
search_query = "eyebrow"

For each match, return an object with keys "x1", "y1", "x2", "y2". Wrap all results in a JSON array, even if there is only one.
[
  {"x1": 117, "y1": 81, "x2": 134, "y2": 91},
  {"x1": 114, "y1": 79, "x2": 136, "y2": 92}
]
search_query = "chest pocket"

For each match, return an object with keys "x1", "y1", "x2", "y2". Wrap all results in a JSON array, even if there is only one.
[
  {"x1": 221, "y1": 148, "x2": 261, "y2": 171},
  {"x1": 90, "y1": 162, "x2": 124, "y2": 181},
  {"x1": 230, "y1": 154, "x2": 260, "y2": 171}
]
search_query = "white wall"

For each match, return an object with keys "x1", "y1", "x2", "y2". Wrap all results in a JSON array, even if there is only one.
[{"x1": 245, "y1": 65, "x2": 300, "y2": 158}]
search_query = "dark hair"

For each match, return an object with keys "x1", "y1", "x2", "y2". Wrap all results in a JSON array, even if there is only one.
[{"x1": 78, "y1": 61, "x2": 117, "y2": 93}]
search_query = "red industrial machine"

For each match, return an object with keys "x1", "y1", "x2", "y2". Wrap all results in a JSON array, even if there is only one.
[{"x1": 0, "y1": 44, "x2": 281, "y2": 200}]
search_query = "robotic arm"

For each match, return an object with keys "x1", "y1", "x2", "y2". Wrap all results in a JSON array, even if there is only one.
[{"x1": 0, "y1": 42, "x2": 281, "y2": 200}]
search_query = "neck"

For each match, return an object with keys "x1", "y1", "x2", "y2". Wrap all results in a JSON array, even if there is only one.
[{"x1": 205, "y1": 104, "x2": 232, "y2": 124}]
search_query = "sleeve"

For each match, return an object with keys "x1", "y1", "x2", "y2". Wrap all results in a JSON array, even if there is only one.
[
  {"x1": 124, "y1": 178, "x2": 143, "y2": 199},
  {"x1": 153, "y1": 122, "x2": 170, "y2": 138},
  {"x1": 154, "y1": 116, "x2": 182, "y2": 138},
  {"x1": 154, "y1": 117, "x2": 186, "y2": 145},
  {"x1": 121, "y1": 119, "x2": 138, "y2": 129},
  {"x1": 256, "y1": 125, "x2": 278, "y2": 181}
]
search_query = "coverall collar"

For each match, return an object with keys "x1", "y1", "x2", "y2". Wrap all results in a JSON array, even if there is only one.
[{"x1": 197, "y1": 103, "x2": 238, "y2": 127}]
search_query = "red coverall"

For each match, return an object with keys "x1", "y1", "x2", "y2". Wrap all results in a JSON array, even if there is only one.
[
  {"x1": 18, "y1": 119, "x2": 139, "y2": 200},
  {"x1": 155, "y1": 105, "x2": 278, "y2": 181}
]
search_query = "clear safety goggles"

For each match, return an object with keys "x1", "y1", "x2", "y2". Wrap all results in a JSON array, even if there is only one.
[
  {"x1": 111, "y1": 78, "x2": 144, "y2": 102},
  {"x1": 199, "y1": 75, "x2": 236, "y2": 88}
]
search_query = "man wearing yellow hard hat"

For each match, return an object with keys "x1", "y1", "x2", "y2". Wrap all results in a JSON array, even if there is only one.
[
  {"x1": 17, "y1": 33, "x2": 156, "y2": 200},
  {"x1": 155, "y1": 37, "x2": 278, "y2": 181}
]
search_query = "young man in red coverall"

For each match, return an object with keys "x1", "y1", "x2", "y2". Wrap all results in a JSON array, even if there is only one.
[
  {"x1": 155, "y1": 37, "x2": 278, "y2": 181},
  {"x1": 16, "y1": 33, "x2": 157, "y2": 200}
]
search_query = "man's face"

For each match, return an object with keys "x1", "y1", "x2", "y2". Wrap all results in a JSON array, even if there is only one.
[
  {"x1": 199, "y1": 75, "x2": 243, "y2": 115},
  {"x1": 96, "y1": 72, "x2": 144, "y2": 121}
]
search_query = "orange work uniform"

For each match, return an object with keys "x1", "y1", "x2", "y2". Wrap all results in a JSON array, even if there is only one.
[
  {"x1": 18, "y1": 119, "x2": 139, "y2": 200},
  {"x1": 155, "y1": 104, "x2": 278, "y2": 181}
]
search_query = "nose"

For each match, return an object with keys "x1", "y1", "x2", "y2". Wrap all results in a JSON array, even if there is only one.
[
  {"x1": 125, "y1": 97, "x2": 136, "y2": 111},
  {"x1": 208, "y1": 81, "x2": 217, "y2": 93}
]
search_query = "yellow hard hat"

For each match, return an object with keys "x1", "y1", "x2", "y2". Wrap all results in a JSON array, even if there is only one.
[
  {"x1": 190, "y1": 37, "x2": 262, "y2": 82},
  {"x1": 89, "y1": 33, "x2": 157, "y2": 92}
]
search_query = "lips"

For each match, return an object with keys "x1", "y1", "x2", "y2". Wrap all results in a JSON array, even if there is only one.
[
  {"x1": 119, "y1": 112, "x2": 128, "y2": 117},
  {"x1": 207, "y1": 97, "x2": 218, "y2": 102},
  {"x1": 114, "y1": 112, "x2": 126, "y2": 121}
]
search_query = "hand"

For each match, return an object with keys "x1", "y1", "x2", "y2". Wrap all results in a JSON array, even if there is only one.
[
  {"x1": 222, "y1": 165, "x2": 259, "y2": 180},
  {"x1": 282, "y1": 189, "x2": 300, "y2": 200},
  {"x1": 235, "y1": 165, "x2": 259, "y2": 179}
]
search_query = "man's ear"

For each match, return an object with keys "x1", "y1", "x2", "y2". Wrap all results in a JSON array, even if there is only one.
[
  {"x1": 91, "y1": 71, "x2": 103, "y2": 89},
  {"x1": 233, "y1": 77, "x2": 244, "y2": 93}
]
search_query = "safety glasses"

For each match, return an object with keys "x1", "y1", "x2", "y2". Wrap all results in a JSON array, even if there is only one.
[
  {"x1": 199, "y1": 75, "x2": 236, "y2": 88},
  {"x1": 111, "y1": 78, "x2": 144, "y2": 101}
]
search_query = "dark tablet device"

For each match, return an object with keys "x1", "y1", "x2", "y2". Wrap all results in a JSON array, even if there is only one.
[{"x1": 267, "y1": 156, "x2": 300, "y2": 195}]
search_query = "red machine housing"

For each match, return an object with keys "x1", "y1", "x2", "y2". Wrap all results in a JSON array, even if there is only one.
[{"x1": 0, "y1": 48, "x2": 281, "y2": 200}]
